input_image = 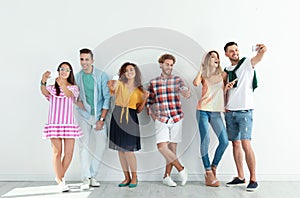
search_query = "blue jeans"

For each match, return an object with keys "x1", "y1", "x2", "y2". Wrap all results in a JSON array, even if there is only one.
[{"x1": 196, "y1": 110, "x2": 229, "y2": 170}]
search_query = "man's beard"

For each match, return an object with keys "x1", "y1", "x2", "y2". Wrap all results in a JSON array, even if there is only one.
[
  {"x1": 163, "y1": 69, "x2": 172, "y2": 76},
  {"x1": 230, "y1": 56, "x2": 239, "y2": 63}
]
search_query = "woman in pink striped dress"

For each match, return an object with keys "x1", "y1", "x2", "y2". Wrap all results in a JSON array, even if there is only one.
[{"x1": 40, "y1": 62, "x2": 83, "y2": 192}]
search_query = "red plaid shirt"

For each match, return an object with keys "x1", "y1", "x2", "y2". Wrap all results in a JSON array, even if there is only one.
[{"x1": 147, "y1": 74, "x2": 185, "y2": 123}]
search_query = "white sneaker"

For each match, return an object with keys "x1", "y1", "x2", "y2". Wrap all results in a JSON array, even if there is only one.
[
  {"x1": 178, "y1": 168, "x2": 188, "y2": 186},
  {"x1": 55, "y1": 177, "x2": 66, "y2": 184},
  {"x1": 90, "y1": 177, "x2": 100, "y2": 187},
  {"x1": 80, "y1": 178, "x2": 90, "y2": 190},
  {"x1": 58, "y1": 182, "x2": 69, "y2": 192},
  {"x1": 163, "y1": 175, "x2": 177, "y2": 187}
]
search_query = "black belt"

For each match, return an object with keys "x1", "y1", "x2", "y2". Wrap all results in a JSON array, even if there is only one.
[{"x1": 226, "y1": 109, "x2": 250, "y2": 112}]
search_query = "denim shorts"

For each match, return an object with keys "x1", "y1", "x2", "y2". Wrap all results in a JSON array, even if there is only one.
[{"x1": 225, "y1": 110, "x2": 253, "y2": 141}]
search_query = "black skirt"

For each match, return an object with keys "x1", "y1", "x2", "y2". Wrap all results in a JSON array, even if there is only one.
[{"x1": 109, "y1": 105, "x2": 141, "y2": 151}]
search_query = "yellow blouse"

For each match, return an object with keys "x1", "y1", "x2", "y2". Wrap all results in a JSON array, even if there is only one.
[{"x1": 113, "y1": 80, "x2": 144, "y2": 123}]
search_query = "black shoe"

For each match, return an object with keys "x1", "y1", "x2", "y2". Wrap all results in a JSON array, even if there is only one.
[
  {"x1": 226, "y1": 177, "x2": 246, "y2": 186},
  {"x1": 246, "y1": 181, "x2": 258, "y2": 191}
]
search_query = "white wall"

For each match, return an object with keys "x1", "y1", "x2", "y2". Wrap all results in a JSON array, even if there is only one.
[{"x1": 0, "y1": 0, "x2": 299, "y2": 181}]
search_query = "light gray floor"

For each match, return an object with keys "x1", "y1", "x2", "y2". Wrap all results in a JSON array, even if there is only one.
[{"x1": 1, "y1": 181, "x2": 300, "y2": 198}]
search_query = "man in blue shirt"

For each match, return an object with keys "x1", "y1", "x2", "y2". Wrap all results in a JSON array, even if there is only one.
[{"x1": 75, "y1": 48, "x2": 111, "y2": 190}]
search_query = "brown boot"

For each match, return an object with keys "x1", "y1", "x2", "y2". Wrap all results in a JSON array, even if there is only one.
[
  {"x1": 205, "y1": 170, "x2": 220, "y2": 187},
  {"x1": 211, "y1": 165, "x2": 217, "y2": 177}
]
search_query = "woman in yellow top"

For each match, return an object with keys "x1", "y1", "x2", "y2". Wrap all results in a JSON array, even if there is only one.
[{"x1": 108, "y1": 62, "x2": 149, "y2": 188}]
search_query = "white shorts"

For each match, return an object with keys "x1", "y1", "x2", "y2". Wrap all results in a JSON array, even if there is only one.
[{"x1": 155, "y1": 119, "x2": 183, "y2": 144}]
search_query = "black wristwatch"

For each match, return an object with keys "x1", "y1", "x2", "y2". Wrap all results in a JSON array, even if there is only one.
[{"x1": 99, "y1": 117, "x2": 105, "y2": 121}]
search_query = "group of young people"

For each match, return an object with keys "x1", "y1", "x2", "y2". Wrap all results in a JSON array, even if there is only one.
[{"x1": 40, "y1": 41, "x2": 267, "y2": 193}]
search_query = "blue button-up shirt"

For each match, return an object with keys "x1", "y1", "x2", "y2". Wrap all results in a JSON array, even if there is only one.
[{"x1": 75, "y1": 66, "x2": 111, "y2": 120}]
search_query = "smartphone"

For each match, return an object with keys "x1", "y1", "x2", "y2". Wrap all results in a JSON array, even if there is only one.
[
  {"x1": 252, "y1": 45, "x2": 259, "y2": 52},
  {"x1": 232, "y1": 78, "x2": 238, "y2": 82},
  {"x1": 112, "y1": 74, "x2": 119, "y2": 80},
  {"x1": 179, "y1": 86, "x2": 189, "y2": 92},
  {"x1": 48, "y1": 71, "x2": 58, "y2": 85}
]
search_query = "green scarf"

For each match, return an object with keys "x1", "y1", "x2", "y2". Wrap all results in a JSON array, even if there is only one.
[{"x1": 224, "y1": 57, "x2": 258, "y2": 91}]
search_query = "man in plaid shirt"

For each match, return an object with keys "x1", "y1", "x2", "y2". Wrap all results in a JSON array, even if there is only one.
[{"x1": 147, "y1": 54, "x2": 190, "y2": 187}]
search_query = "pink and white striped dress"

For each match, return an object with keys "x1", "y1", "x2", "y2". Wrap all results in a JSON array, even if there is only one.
[{"x1": 43, "y1": 85, "x2": 83, "y2": 139}]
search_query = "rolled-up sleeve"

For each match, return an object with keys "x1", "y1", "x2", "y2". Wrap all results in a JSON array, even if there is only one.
[
  {"x1": 147, "y1": 82, "x2": 155, "y2": 108},
  {"x1": 101, "y1": 72, "x2": 111, "y2": 110}
]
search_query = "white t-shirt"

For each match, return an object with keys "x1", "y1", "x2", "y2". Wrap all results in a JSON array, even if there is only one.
[{"x1": 225, "y1": 58, "x2": 255, "y2": 110}]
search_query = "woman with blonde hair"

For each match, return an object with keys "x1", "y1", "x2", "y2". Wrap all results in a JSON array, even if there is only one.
[{"x1": 193, "y1": 51, "x2": 235, "y2": 187}]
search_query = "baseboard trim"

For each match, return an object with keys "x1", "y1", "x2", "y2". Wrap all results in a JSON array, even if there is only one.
[{"x1": 1, "y1": 173, "x2": 300, "y2": 181}]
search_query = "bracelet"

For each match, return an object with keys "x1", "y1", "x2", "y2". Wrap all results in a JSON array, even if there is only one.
[{"x1": 40, "y1": 80, "x2": 47, "y2": 86}]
